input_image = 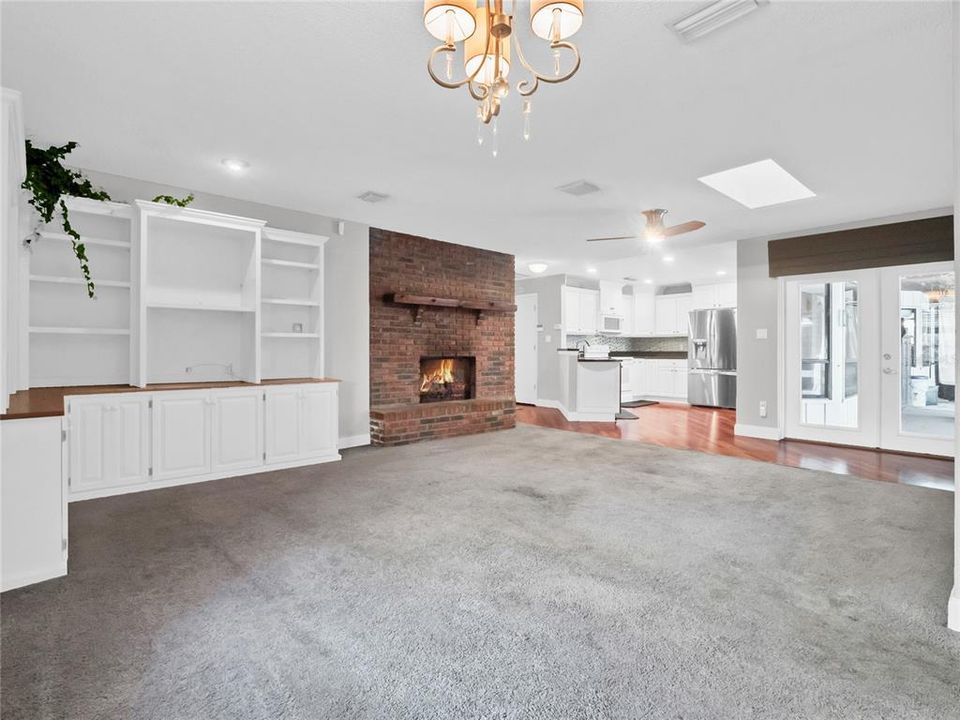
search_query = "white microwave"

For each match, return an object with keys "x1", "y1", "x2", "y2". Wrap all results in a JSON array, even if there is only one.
[{"x1": 601, "y1": 315, "x2": 624, "y2": 334}]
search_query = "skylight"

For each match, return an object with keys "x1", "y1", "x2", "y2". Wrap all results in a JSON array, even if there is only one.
[{"x1": 698, "y1": 159, "x2": 815, "y2": 209}]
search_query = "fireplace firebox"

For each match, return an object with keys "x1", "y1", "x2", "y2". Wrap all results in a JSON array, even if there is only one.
[{"x1": 419, "y1": 356, "x2": 475, "y2": 403}]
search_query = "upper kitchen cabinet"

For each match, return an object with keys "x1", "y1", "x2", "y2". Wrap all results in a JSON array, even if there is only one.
[
  {"x1": 632, "y1": 290, "x2": 656, "y2": 336},
  {"x1": 692, "y1": 282, "x2": 737, "y2": 309},
  {"x1": 563, "y1": 286, "x2": 599, "y2": 334},
  {"x1": 598, "y1": 281, "x2": 625, "y2": 317},
  {"x1": 654, "y1": 293, "x2": 693, "y2": 336}
]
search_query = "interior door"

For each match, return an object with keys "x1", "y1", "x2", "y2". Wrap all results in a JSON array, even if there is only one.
[
  {"x1": 880, "y1": 262, "x2": 955, "y2": 456},
  {"x1": 514, "y1": 293, "x2": 538, "y2": 404},
  {"x1": 784, "y1": 270, "x2": 880, "y2": 447}
]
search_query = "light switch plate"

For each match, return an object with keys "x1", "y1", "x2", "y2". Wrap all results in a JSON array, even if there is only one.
[
  {"x1": 756, "y1": 328, "x2": 768, "y2": 340},
  {"x1": 545, "y1": 335, "x2": 552, "y2": 344}
]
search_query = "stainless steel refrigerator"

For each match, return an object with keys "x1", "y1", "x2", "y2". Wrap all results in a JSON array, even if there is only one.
[{"x1": 688, "y1": 308, "x2": 737, "y2": 408}]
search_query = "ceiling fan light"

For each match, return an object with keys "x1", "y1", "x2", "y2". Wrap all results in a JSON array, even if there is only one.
[
  {"x1": 530, "y1": 0, "x2": 584, "y2": 40},
  {"x1": 423, "y1": 0, "x2": 477, "y2": 43},
  {"x1": 464, "y1": 20, "x2": 511, "y2": 82}
]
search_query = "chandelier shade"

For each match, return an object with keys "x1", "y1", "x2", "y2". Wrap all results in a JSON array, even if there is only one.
[
  {"x1": 530, "y1": 0, "x2": 584, "y2": 40},
  {"x1": 423, "y1": 0, "x2": 477, "y2": 43},
  {"x1": 464, "y1": 19, "x2": 511, "y2": 82}
]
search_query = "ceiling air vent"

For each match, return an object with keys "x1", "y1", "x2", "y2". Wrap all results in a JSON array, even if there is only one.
[
  {"x1": 556, "y1": 180, "x2": 600, "y2": 197},
  {"x1": 357, "y1": 191, "x2": 390, "y2": 203},
  {"x1": 670, "y1": 0, "x2": 766, "y2": 42}
]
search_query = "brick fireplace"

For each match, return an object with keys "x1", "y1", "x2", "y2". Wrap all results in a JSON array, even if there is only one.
[{"x1": 369, "y1": 228, "x2": 516, "y2": 446}]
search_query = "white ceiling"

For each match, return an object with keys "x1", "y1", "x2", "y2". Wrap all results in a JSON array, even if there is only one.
[{"x1": 2, "y1": 1, "x2": 954, "y2": 285}]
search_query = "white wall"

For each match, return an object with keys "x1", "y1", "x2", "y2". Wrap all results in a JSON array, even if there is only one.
[
  {"x1": 79, "y1": 170, "x2": 370, "y2": 447},
  {"x1": 949, "y1": 0, "x2": 959, "y2": 634}
]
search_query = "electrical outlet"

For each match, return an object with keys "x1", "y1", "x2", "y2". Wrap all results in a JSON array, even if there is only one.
[{"x1": 759, "y1": 401, "x2": 768, "y2": 418}]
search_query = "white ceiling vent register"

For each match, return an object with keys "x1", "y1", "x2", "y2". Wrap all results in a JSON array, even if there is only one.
[
  {"x1": 670, "y1": 0, "x2": 766, "y2": 42},
  {"x1": 556, "y1": 180, "x2": 601, "y2": 197},
  {"x1": 357, "y1": 191, "x2": 390, "y2": 203}
]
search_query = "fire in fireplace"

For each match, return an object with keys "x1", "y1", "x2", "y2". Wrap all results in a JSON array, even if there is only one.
[{"x1": 419, "y1": 356, "x2": 475, "y2": 403}]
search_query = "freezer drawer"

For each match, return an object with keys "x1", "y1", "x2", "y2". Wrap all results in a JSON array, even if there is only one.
[{"x1": 688, "y1": 369, "x2": 737, "y2": 408}]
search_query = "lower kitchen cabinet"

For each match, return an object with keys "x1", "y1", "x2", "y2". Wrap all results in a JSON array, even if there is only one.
[
  {"x1": 66, "y1": 382, "x2": 340, "y2": 501},
  {"x1": 627, "y1": 359, "x2": 689, "y2": 401}
]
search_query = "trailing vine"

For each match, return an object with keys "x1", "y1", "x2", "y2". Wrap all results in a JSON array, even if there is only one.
[
  {"x1": 22, "y1": 140, "x2": 111, "y2": 298},
  {"x1": 152, "y1": 193, "x2": 194, "y2": 207}
]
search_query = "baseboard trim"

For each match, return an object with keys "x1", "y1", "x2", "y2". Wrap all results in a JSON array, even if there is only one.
[
  {"x1": 535, "y1": 398, "x2": 563, "y2": 410},
  {"x1": 2, "y1": 561, "x2": 68, "y2": 593},
  {"x1": 949, "y1": 586, "x2": 960, "y2": 632},
  {"x1": 339, "y1": 433, "x2": 370, "y2": 449},
  {"x1": 734, "y1": 423, "x2": 784, "y2": 440}
]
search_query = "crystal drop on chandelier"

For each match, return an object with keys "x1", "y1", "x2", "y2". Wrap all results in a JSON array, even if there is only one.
[{"x1": 522, "y1": 100, "x2": 532, "y2": 141}]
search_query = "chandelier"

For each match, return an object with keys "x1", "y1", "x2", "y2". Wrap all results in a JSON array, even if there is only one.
[{"x1": 423, "y1": 1, "x2": 585, "y2": 153}]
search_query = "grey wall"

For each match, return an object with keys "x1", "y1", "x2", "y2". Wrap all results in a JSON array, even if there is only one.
[
  {"x1": 515, "y1": 274, "x2": 565, "y2": 402},
  {"x1": 80, "y1": 169, "x2": 370, "y2": 445},
  {"x1": 735, "y1": 237, "x2": 781, "y2": 431}
]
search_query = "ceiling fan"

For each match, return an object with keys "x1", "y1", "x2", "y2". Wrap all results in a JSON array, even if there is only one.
[{"x1": 586, "y1": 209, "x2": 705, "y2": 243}]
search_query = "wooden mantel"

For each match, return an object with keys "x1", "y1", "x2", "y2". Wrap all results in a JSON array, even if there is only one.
[{"x1": 387, "y1": 293, "x2": 516, "y2": 323}]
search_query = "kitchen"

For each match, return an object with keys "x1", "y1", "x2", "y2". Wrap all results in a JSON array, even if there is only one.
[{"x1": 514, "y1": 243, "x2": 737, "y2": 423}]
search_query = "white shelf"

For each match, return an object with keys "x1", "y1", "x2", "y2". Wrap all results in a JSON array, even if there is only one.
[
  {"x1": 262, "y1": 332, "x2": 320, "y2": 339},
  {"x1": 261, "y1": 258, "x2": 320, "y2": 270},
  {"x1": 262, "y1": 228, "x2": 328, "y2": 247},
  {"x1": 37, "y1": 231, "x2": 131, "y2": 249},
  {"x1": 261, "y1": 297, "x2": 320, "y2": 307},
  {"x1": 30, "y1": 274, "x2": 131, "y2": 289},
  {"x1": 29, "y1": 326, "x2": 130, "y2": 336},
  {"x1": 147, "y1": 301, "x2": 256, "y2": 313}
]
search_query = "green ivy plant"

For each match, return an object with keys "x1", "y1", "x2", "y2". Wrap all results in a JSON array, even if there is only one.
[
  {"x1": 22, "y1": 140, "x2": 111, "y2": 298},
  {"x1": 152, "y1": 193, "x2": 194, "y2": 208}
]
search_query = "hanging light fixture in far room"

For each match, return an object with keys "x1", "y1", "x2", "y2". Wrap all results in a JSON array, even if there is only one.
[{"x1": 423, "y1": 0, "x2": 585, "y2": 153}]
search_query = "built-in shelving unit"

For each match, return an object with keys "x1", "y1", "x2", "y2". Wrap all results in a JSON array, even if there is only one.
[
  {"x1": 260, "y1": 228, "x2": 328, "y2": 380},
  {"x1": 22, "y1": 198, "x2": 328, "y2": 390},
  {"x1": 27, "y1": 197, "x2": 135, "y2": 387}
]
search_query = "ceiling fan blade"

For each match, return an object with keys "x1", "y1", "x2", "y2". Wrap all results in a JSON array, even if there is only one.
[
  {"x1": 585, "y1": 235, "x2": 638, "y2": 242},
  {"x1": 662, "y1": 221, "x2": 706, "y2": 238}
]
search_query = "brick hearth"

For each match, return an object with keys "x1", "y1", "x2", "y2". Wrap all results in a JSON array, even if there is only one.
[{"x1": 369, "y1": 228, "x2": 516, "y2": 445}]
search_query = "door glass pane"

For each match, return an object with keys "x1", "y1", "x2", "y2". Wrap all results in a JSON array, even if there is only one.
[
  {"x1": 898, "y1": 272, "x2": 955, "y2": 439},
  {"x1": 799, "y1": 281, "x2": 859, "y2": 428}
]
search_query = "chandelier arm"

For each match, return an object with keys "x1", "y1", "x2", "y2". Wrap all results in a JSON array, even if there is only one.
[
  {"x1": 426, "y1": 2, "x2": 495, "y2": 91},
  {"x1": 513, "y1": 35, "x2": 582, "y2": 98}
]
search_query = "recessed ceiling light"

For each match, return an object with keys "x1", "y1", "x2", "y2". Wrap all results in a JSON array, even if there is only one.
[
  {"x1": 528, "y1": 263, "x2": 549, "y2": 274},
  {"x1": 221, "y1": 158, "x2": 250, "y2": 174},
  {"x1": 663, "y1": 256, "x2": 675, "y2": 263},
  {"x1": 643, "y1": 278, "x2": 653, "y2": 284},
  {"x1": 556, "y1": 180, "x2": 601, "y2": 197},
  {"x1": 716, "y1": 269, "x2": 727, "y2": 276},
  {"x1": 586, "y1": 267, "x2": 597, "y2": 274},
  {"x1": 357, "y1": 190, "x2": 390, "y2": 203},
  {"x1": 698, "y1": 159, "x2": 815, "y2": 209},
  {"x1": 671, "y1": 0, "x2": 766, "y2": 43}
]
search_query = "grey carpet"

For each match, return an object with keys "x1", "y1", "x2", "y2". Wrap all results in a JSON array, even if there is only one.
[{"x1": 2, "y1": 425, "x2": 958, "y2": 720}]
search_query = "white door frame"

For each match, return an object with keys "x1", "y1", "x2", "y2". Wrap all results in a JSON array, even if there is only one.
[
  {"x1": 515, "y1": 293, "x2": 538, "y2": 404},
  {"x1": 879, "y1": 261, "x2": 955, "y2": 457},
  {"x1": 783, "y1": 268, "x2": 881, "y2": 448}
]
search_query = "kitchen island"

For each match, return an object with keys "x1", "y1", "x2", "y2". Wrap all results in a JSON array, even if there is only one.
[{"x1": 556, "y1": 350, "x2": 621, "y2": 422}]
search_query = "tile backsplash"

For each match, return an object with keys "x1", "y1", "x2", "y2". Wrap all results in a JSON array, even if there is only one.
[{"x1": 567, "y1": 335, "x2": 688, "y2": 352}]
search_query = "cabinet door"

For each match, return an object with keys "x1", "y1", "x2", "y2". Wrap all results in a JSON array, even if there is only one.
[
  {"x1": 579, "y1": 290, "x2": 599, "y2": 334},
  {"x1": 716, "y1": 282, "x2": 737, "y2": 308},
  {"x1": 673, "y1": 366, "x2": 689, "y2": 399},
  {"x1": 265, "y1": 387, "x2": 302, "y2": 464},
  {"x1": 211, "y1": 389, "x2": 264, "y2": 473},
  {"x1": 632, "y1": 360, "x2": 646, "y2": 396},
  {"x1": 152, "y1": 392, "x2": 211, "y2": 481},
  {"x1": 563, "y1": 287, "x2": 581, "y2": 333},
  {"x1": 68, "y1": 399, "x2": 110, "y2": 492},
  {"x1": 634, "y1": 294, "x2": 655, "y2": 335},
  {"x1": 113, "y1": 396, "x2": 151, "y2": 486},
  {"x1": 300, "y1": 385, "x2": 339, "y2": 458},
  {"x1": 692, "y1": 284, "x2": 716, "y2": 309},
  {"x1": 655, "y1": 362, "x2": 675, "y2": 396},
  {"x1": 654, "y1": 297, "x2": 677, "y2": 335},
  {"x1": 675, "y1": 295, "x2": 693, "y2": 335}
]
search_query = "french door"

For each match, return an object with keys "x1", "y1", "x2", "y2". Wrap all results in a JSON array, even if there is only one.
[{"x1": 784, "y1": 263, "x2": 955, "y2": 457}]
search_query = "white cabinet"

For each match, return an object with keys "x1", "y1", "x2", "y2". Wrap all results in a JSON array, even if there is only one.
[
  {"x1": 563, "y1": 286, "x2": 599, "y2": 334},
  {"x1": 211, "y1": 388, "x2": 264, "y2": 473},
  {"x1": 598, "y1": 281, "x2": 625, "y2": 317},
  {"x1": 654, "y1": 294, "x2": 693, "y2": 336},
  {"x1": 152, "y1": 391, "x2": 212, "y2": 481},
  {"x1": 300, "y1": 384, "x2": 339, "y2": 459},
  {"x1": 633, "y1": 293, "x2": 656, "y2": 336},
  {"x1": 265, "y1": 386, "x2": 302, "y2": 463},
  {"x1": 692, "y1": 282, "x2": 737, "y2": 309},
  {"x1": 68, "y1": 395, "x2": 150, "y2": 492},
  {"x1": 631, "y1": 359, "x2": 688, "y2": 400}
]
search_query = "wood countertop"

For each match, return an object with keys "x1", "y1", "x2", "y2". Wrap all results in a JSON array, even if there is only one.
[{"x1": 1, "y1": 378, "x2": 341, "y2": 421}]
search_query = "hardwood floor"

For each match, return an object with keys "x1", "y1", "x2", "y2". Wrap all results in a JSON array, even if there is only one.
[{"x1": 516, "y1": 403, "x2": 955, "y2": 491}]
